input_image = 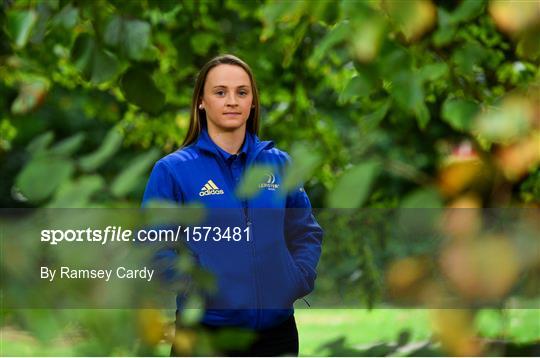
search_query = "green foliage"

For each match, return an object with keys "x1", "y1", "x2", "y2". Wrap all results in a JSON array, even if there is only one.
[
  {"x1": 70, "y1": 33, "x2": 121, "y2": 84},
  {"x1": 327, "y1": 161, "x2": 379, "y2": 209},
  {"x1": 15, "y1": 155, "x2": 74, "y2": 203},
  {"x1": 110, "y1": 148, "x2": 160, "y2": 197},
  {"x1": 441, "y1": 98, "x2": 478, "y2": 132},
  {"x1": 1, "y1": 0, "x2": 539, "y2": 354},
  {"x1": 120, "y1": 66, "x2": 165, "y2": 113},
  {"x1": 281, "y1": 143, "x2": 322, "y2": 193},
  {"x1": 104, "y1": 16, "x2": 152, "y2": 61},
  {"x1": 236, "y1": 164, "x2": 274, "y2": 199},
  {"x1": 6, "y1": 9, "x2": 38, "y2": 48},
  {"x1": 78, "y1": 128, "x2": 123, "y2": 172}
]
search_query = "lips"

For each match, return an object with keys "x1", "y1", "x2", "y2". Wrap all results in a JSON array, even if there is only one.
[{"x1": 223, "y1": 112, "x2": 241, "y2": 116}]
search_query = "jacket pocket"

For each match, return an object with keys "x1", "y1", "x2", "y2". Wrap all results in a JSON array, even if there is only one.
[{"x1": 285, "y1": 250, "x2": 311, "y2": 300}]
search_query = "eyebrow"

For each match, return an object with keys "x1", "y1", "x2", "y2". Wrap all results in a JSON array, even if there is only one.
[{"x1": 212, "y1": 85, "x2": 250, "y2": 89}]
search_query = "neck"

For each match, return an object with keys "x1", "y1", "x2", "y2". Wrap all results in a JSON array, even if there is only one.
[{"x1": 207, "y1": 124, "x2": 246, "y2": 154}]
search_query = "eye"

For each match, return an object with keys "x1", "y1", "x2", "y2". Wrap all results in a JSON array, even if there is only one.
[
  {"x1": 238, "y1": 90, "x2": 248, "y2": 97},
  {"x1": 215, "y1": 90, "x2": 225, "y2": 96}
]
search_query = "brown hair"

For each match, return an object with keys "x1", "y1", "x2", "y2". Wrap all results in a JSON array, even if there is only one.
[{"x1": 182, "y1": 54, "x2": 260, "y2": 146}]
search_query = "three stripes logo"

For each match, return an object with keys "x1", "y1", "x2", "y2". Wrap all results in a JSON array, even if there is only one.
[{"x1": 199, "y1": 180, "x2": 224, "y2": 196}]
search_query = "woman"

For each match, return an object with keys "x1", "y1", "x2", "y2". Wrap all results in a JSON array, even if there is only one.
[{"x1": 142, "y1": 54, "x2": 323, "y2": 356}]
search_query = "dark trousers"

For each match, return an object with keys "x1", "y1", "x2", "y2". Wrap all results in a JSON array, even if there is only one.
[{"x1": 171, "y1": 314, "x2": 299, "y2": 357}]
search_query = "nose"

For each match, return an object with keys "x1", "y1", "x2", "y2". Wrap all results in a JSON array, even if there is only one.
[{"x1": 225, "y1": 93, "x2": 238, "y2": 107}]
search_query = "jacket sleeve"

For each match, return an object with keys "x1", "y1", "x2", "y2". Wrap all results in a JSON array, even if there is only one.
[
  {"x1": 141, "y1": 160, "x2": 183, "y2": 284},
  {"x1": 284, "y1": 185, "x2": 323, "y2": 295},
  {"x1": 142, "y1": 160, "x2": 182, "y2": 206}
]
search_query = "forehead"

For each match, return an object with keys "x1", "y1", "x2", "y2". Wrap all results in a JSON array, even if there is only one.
[{"x1": 205, "y1": 64, "x2": 251, "y2": 88}]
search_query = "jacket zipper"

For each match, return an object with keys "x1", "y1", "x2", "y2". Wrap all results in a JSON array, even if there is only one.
[
  {"x1": 214, "y1": 155, "x2": 261, "y2": 328},
  {"x1": 246, "y1": 206, "x2": 261, "y2": 329}
]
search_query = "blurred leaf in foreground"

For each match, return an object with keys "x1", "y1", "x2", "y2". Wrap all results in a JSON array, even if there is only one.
[
  {"x1": 327, "y1": 161, "x2": 379, "y2": 208},
  {"x1": 495, "y1": 134, "x2": 540, "y2": 181},
  {"x1": 280, "y1": 143, "x2": 321, "y2": 194},
  {"x1": 474, "y1": 96, "x2": 534, "y2": 145},
  {"x1": 236, "y1": 164, "x2": 274, "y2": 199},
  {"x1": 111, "y1": 149, "x2": 160, "y2": 197},
  {"x1": 6, "y1": 10, "x2": 37, "y2": 49},
  {"x1": 78, "y1": 128, "x2": 123, "y2": 172},
  {"x1": 441, "y1": 98, "x2": 478, "y2": 132},
  {"x1": 15, "y1": 156, "x2": 74, "y2": 203},
  {"x1": 382, "y1": 0, "x2": 437, "y2": 42}
]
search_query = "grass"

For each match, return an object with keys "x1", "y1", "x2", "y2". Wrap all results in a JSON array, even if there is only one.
[
  {"x1": 296, "y1": 308, "x2": 540, "y2": 356},
  {"x1": 1, "y1": 309, "x2": 539, "y2": 356}
]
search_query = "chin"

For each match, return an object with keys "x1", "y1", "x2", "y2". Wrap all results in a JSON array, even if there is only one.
[{"x1": 217, "y1": 120, "x2": 247, "y2": 131}]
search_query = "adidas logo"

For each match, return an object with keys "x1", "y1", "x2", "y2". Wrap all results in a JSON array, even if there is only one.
[{"x1": 199, "y1": 180, "x2": 224, "y2": 196}]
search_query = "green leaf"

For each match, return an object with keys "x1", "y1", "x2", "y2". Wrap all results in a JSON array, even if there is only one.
[
  {"x1": 452, "y1": 43, "x2": 489, "y2": 75},
  {"x1": 281, "y1": 144, "x2": 322, "y2": 193},
  {"x1": 236, "y1": 164, "x2": 274, "y2": 199},
  {"x1": 517, "y1": 30, "x2": 540, "y2": 61},
  {"x1": 71, "y1": 33, "x2": 95, "y2": 74},
  {"x1": 418, "y1": 63, "x2": 448, "y2": 81},
  {"x1": 449, "y1": 0, "x2": 485, "y2": 24},
  {"x1": 473, "y1": 97, "x2": 532, "y2": 144},
  {"x1": 16, "y1": 156, "x2": 74, "y2": 203},
  {"x1": 432, "y1": 7, "x2": 459, "y2": 47},
  {"x1": 179, "y1": 298, "x2": 204, "y2": 325},
  {"x1": 327, "y1": 161, "x2": 380, "y2": 208},
  {"x1": 190, "y1": 33, "x2": 216, "y2": 56},
  {"x1": 401, "y1": 187, "x2": 442, "y2": 208},
  {"x1": 124, "y1": 20, "x2": 151, "y2": 60},
  {"x1": 398, "y1": 188, "x2": 442, "y2": 249},
  {"x1": 71, "y1": 33, "x2": 120, "y2": 84},
  {"x1": 79, "y1": 128, "x2": 123, "y2": 172},
  {"x1": 27, "y1": 132, "x2": 54, "y2": 154},
  {"x1": 110, "y1": 149, "x2": 160, "y2": 197},
  {"x1": 416, "y1": 102, "x2": 430, "y2": 130},
  {"x1": 362, "y1": 100, "x2": 390, "y2": 127},
  {"x1": 378, "y1": 43, "x2": 411, "y2": 77},
  {"x1": 90, "y1": 47, "x2": 120, "y2": 84},
  {"x1": 120, "y1": 67, "x2": 165, "y2": 113},
  {"x1": 49, "y1": 133, "x2": 85, "y2": 156},
  {"x1": 104, "y1": 16, "x2": 151, "y2": 60},
  {"x1": 48, "y1": 175, "x2": 104, "y2": 208},
  {"x1": 308, "y1": 21, "x2": 350, "y2": 65},
  {"x1": 339, "y1": 74, "x2": 375, "y2": 104},
  {"x1": 259, "y1": 0, "x2": 306, "y2": 40},
  {"x1": 390, "y1": 72, "x2": 421, "y2": 110},
  {"x1": 389, "y1": 71, "x2": 428, "y2": 128},
  {"x1": 348, "y1": 16, "x2": 386, "y2": 63},
  {"x1": 7, "y1": 10, "x2": 38, "y2": 49},
  {"x1": 104, "y1": 16, "x2": 123, "y2": 47},
  {"x1": 441, "y1": 98, "x2": 478, "y2": 131},
  {"x1": 433, "y1": 26, "x2": 456, "y2": 47},
  {"x1": 51, "y1": 3, "x2": 79, "y2": 29}
]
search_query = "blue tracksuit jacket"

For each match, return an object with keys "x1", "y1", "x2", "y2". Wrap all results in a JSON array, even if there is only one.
[{"x1": 142, "y1": 128, "x2": 323, "y2": 330}]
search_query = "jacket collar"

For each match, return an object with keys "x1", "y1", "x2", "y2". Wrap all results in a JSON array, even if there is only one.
[{"x1": 194, "y1": 126, "x2": 274, "y2": 164}]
